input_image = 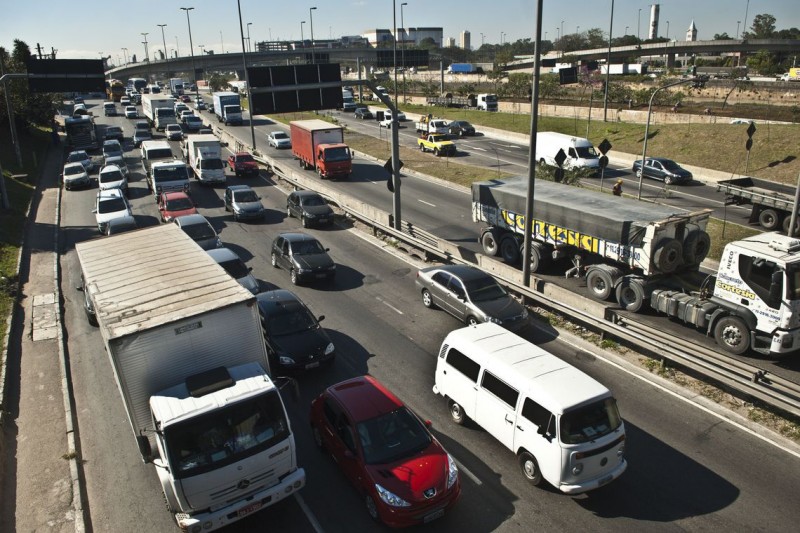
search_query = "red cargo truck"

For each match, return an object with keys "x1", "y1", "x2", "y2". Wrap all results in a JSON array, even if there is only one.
[{"x1": 290, "y1": 119, "x2": 352, "y2": 180}]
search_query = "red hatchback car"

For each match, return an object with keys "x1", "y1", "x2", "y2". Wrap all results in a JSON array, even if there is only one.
[
  {"x1": 310, "y1": 376, "x2": 460, "y2": 527},
  {"x1": 157, "y1": 191, "x2": 198, "y2": 223}
]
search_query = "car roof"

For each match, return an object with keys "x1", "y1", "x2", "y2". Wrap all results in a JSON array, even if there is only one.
[
  {"x1": 206, "y1": 247, "x2": 239, "y2": 263},
  {"x1": 421, "y1": 264, "x2": 490, "y2": 282},
  {"x1": 68, "y1": 150, "x2": 88, "y2": 157},
  {"x1": 227, "y1": 184, "x2": 252, "y2": 193},
  {"x1": 292, "y1": 190, "x2": 323, "y2": 199},
  {"x1": 103, "y1": 139, "x2": 120, "y2": 146},
  {"x1": 99, "y1": 164, "x2": 121, "y2": 173},
  {"x1": 174, "y1": 213, "x2": 210, "y2": 226},
  {"x1": 278, "y1": 232, "x2": 317, "y2": 242},
  {"x1": 327, "y1": 376, "x2": 404, "y2": 423},
  {"x1": 63, "y1": 162, "x2": 85, "y2": 171},
  {"x1": 255, "y1": 289, "x2": 302, "y2": 314}
]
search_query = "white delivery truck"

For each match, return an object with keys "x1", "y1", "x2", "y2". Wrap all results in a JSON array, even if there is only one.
[
  {"x1": 75, "y1": 224, "x2": 305, "y2": 531},
  {"x1": 169, "y1": 78, "x2": 184, "y2": 96},
  {"x1": 535, "y1": 132, "x2": 600, "y2": 176},
  {"x1": 141, "y1": 93, "x2": 178, "y2": 131},
  {"x1": 186, "y1": 134, "x2": 227, "y2": 185},
  {"x1": 433, "y1": 323, "x2": 627, "y2": 493},
  {"x1": 212, "y1": 92, "x2": 243, "y2": 125}
]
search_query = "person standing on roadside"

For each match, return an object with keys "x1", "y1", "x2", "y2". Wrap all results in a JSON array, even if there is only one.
[{"x1": 613, "y1": 179, "x2": 623, "y2": 196}]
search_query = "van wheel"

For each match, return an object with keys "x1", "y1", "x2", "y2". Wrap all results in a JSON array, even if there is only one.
[
  {"x1": 519, "y1": 451, "x2": 543, "y2": 486},
  {"x1": 448, "y1": 400, "x2": 467, "y2": 425},
  {"x1": 421, "y1": 289, "x2": 436, "y2": 309}
]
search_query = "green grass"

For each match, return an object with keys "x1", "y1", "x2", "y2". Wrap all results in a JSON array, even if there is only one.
[{"x1": 705, "y1": 218, "x2": 760, "y2": 262}]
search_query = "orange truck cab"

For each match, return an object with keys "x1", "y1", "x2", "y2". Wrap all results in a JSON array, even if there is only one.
[{"x1": 290, "y1": 119, "x2": 352, "y2": 180}]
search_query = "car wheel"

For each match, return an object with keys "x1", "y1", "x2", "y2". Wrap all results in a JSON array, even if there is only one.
[
  {"x1": 286, "y1": 206, "x2": 293, "y2": 218},
  {"x1": 290, "y1": 269, "x2": 299, "y2": 285},
  {"x1": 519, "y1": 451, "x2": 543, "y2": 486},
  {"x1": 664, "y1": 175, "x2": 674, "y2": 185},
  {"x1": 270, "y1": 252, "x2": 278, "y2": 268},
  {"x1": 311, "y1": 425, "x2": 325, "y2": 451},
  {"x1": 449, "y1": 400, "x2": 467, "y2": 425},
  {"x1": 301, "y1": 216, "x2": 309, "y2": 228},
  {"x1": 365, "y1": 494, "x2": 380, "y2": 522},
  {"x1": 636, "y1": 169, "x2": 643, "y2": 179},
  {"x1": 421, "y1": 289, "x2": 436, "y2": 309}
]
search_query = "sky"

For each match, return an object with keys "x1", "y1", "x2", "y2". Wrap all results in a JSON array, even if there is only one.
[{"x1": 2, "y1": 0, "x2": 797, "y2": 64}]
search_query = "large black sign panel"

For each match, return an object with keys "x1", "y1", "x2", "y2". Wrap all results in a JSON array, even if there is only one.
[
  {"x1": 249, "y1": 64, "x2": 343, "y2": 114},
  {"x1": 26, "y1": 59, "x2": 106, "y2": 93}
]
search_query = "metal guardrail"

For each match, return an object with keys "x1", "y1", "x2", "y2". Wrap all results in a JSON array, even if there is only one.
[{"x1": 249, "y1": 137, "x2": 800, "y2": 419}]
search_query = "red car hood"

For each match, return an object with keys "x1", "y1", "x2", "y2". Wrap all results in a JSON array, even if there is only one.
[
  {"x1": 365, "y1": 443, "x2": 448, "y2": 500},
  {"x1": 236, "y1": 160, "x2": 259, "y2": 169}
]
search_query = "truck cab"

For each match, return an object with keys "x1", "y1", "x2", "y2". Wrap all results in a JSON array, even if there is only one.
[{"x1": 316, "y1": 144, "x2": 352, "y2": 180}]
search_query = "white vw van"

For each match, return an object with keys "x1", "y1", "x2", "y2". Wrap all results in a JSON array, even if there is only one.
[
  {"x1": 535, "y1": 131, "x2": 600, "y2": 176},
  {"x1": 433, "y1": 323, "x2": 626, "y2": 493}
]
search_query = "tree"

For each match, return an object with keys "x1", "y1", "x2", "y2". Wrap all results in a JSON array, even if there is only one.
[
  {"x1": 418, "y1": 37, "x2": 438, "y2": 50},
  {"x1": 713, "y1": 32, "x2": 733, "y2": 40},
  {"x1": 746, "y1": 14, "x2": 777, "y2": 38},
  {"x1": 208, "y1": 73, "x2": 232, "y2": 92},
  {"x1": 0, "y1": 40, "x2": 61, "y2": 128},
  {"x1": 585, "y1": 28, "x2": 607, "y2": 49}
]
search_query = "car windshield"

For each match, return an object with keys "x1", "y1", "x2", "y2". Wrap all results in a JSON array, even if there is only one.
[
  {"x1": 301, "y1": 195, "x2": 325, "y2": 207},
  {"x1": 272, "y1": 132, "x2": 288, "y2": 140},
  {"x1": 464, "y1": 275, "x2": 508, "y2": 302},
  {"x1": 266, "y1": 302, "x2": 317, "y2": 336},
  {"x1": 218, "y1": 258, "x2": 250, "y2": 279},
  {"x1": 356, "y1": 407, "x2": 432, "y2": 465},
  {"x1": 323, "y1": 147, "x2": 350, "y2": 162},
  {"x1": 166, "y1": 197, "x2": 193, "y2": 211},
  {"x1": 575, "y1": 146, "x2": 599, "y2": 158},
  {"x1": 136, "y1": 132, "x2": 152, "y2": 140},
  {"x1": 181, "y1": 221, "x2": 215, "y2": 240},
  {"x1": 165, "y1": 390, "x2": 290, "y2": 479},
  {"x1": 234, "y1": 190, "x2": 259, "y2": 203},
  {"x1": 290, "y1": 239, "x2": 325, "y2": 255},
  {"x1": 99, "y1": 170, "x2": 123, "y2": 183},
  {"x1": 236, "y1": 154, "x2": 255, "y2": 163},
  {"x1": 98, "y1": 197, "x2": 126, "y2": 214},
  {"x1": 560, "y1": 398, "x2": 622, "y2": 444},
  {"x1": 186, "y1": 117, "x2": 202, "y2": 124},
  {"x1": 64, "y1": 165, "x2": 83, "y2": 176},
  {"x1": 167, "y1": 125, "x2": 181, "y2": 132}
]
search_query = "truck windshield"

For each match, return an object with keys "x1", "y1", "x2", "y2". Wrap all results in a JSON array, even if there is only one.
[
  {"x1": 560, "y1": 397, "x2": 622, "y2": 445},
  {"x1": 323, "y1": 147, "x2": 351, "y2": 162},
  {"x1": 153, "y1": 166, "x2": 189, "y2": 183},
  {"x1": 225, "y1": 105, "x2": 241, "y2": 114},
  {"x1": 199, "y1": 158, "x2": 224, "y2": 170},
  {"x1": 575, "y1": 146, "x2": 599, "y2": 158},
  {"x1": 156, "y1": 108, "x2": 176, "y2": 117},
  {"x1": 165, "y1": 390, "x2": 290, "y2": 479},
  {"x1": 485, "y1": 95, "x2": 497, "y2": 103}
]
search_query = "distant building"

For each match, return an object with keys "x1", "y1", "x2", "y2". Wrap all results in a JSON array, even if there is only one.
[
  {"x1": 649, "y1": 4, "x2": 660, "y2": 40},
  {"x1": 460, "y1": 30, "x2": 471, "y2": 50},
  {"x1": 362, "y1": 27, "x2": 443, "y2": 48},
  {"x1": 446, "y1": 37, "x2": 456, "y2": 48},
  {"x1": 686, "y1": 20, "x2": 698, "y2": 42}
]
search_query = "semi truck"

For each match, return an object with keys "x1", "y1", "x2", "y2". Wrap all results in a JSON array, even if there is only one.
[
  {"x1": 473, "y1": 176, "x2": 800, "y2": 356},
  {"x1": 425, "y1": 93, "x2": 498, "y2": 111},
  {"x1": 290, "y1": 119, "x2": 352, "y2": 180},
  {"x1": 446, "y1": 63, "x2": 476, "y2": 74},
  {"x1": 186, "y1": 134, "x2": 227, "y2": 185},
  {"x1": 75, "y1": 224, "x2": 306, "y2": 531},
  {"x1": 141, "y1": 94, "x2": 178, "y2": 131},
  {"x1": 212, "y1": 92, "x2": 243, "y2": 125},
  {"x1": 169, "y1": 78, "x2": 184, "y2": 96},
  {"x1": 716, "y1": 176, "x2": 799, "y2": 234},
  {"x1": 64, "y1": 116, "x2": 98, "y2": 151}
]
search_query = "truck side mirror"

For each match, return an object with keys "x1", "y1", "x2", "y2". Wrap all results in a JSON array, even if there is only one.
[{"x1": 136, "y1": 435, "x2": 153, "y2": 462}]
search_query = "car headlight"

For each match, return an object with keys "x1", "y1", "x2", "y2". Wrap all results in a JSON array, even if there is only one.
[
  {"x1": 233, "y1": 206, "x2": 242, "y2": 213},
  {"x1": 375, "y1": 484, "x2": 410, "y2": 508},
  {"x1": 279, "y1": 355, "x2": 295, "y2": 365},
  {"x1": 488, "y1": 317, "x2": 503, "y2": 325},
  {"x1": 304, "y1": 212, "x2": 316, "y2": 218},
  {"x1": 324, "y1": 342, "x2": 334, "y2": 355},
  {"x1": 446, "y1": 453, "x2": 459, "y2": 489}
]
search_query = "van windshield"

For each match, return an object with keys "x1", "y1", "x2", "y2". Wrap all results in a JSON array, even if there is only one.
[
  {"x1": 575, "y1": 146, "x2": 599, "y2": 159},
  {"x1": 153, "y1": 165, "x2": 189, "y2": 183},
  {"x1": 560, "y1": 398, "x2": 622, "y2": 444}
]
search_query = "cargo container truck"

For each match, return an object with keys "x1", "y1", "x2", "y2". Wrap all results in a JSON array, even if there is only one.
[
  {"x1": 186, "y1": 134, "x2": 227, "y2": 185},
  {"x1": 716, "y1": 177, "x2": 799, "y2": 234},
  {"x1": 75, "y1": 224, "x2": 305, "y2": 531},
  {"x1": 212, "y1": 92, "x2": 243, "y2": 125},
  {"x1": 141, "y1": 94, "x2": 178, "y2": 131},
  {"x1": 290, "y1": 119, "x2": 352, "y2": 180}
]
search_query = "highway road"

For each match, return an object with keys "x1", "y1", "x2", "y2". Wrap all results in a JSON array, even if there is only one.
[{"x1": 58, "y1": 99, "x2": 800, "y2": 532}]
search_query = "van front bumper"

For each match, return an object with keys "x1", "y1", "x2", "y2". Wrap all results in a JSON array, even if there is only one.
[{"x1": 559, "y1": 459, "x2": 627, "y2": 494}]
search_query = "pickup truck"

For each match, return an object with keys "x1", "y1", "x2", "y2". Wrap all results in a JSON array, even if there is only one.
[{"x1": 417, "y1": 134, "x2": 456, "y2": 157}]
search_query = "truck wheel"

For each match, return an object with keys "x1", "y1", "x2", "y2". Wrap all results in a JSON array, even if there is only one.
[
  {"x1": 783, "y1": 215, "x2": 799, "y2": 234},
  {"x1": 616, "y1": 278, "x2": 646, "y2": 312},
  {"x1": 480, "y1": 229, "x2": 500, "y2": 256},
  {"x1": 448, "y1": 400, "x2": 467, "y2": 425},
  {"x1": 759, "y1": 208, "x2": 781, "y2": 230},
  {"x1": 500, "y1": 236, "x2": 521, "y2": 264},
  {"x1": 713, "y1": 316, "x2": 750, "y2": 355},
  {"x1": 528, "y1": 243, "x2": 550, "y2": 273},
  {"x1": 654, "y1": 239, "x2": 683, "y2": 273},
  {"x1": 587, "y1": 269, "x2": 614, "y2": 301},
  {"x1": 518, "y1": 451, "x2": 543, "y2": 486},
  {"x1": 683, "y1": 231, "x2": 711, "y2": 266}
]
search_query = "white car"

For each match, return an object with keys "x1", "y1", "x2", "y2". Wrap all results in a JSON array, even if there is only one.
[
  {"x1": 97, "y1": 164, "x2": 129, "y2": 195},
  {"x1": 165, "y1": 123, "x2": 184, "y2": 141},
  {"x1": 93, "y1": 188, "x2": 132, "y2": 234},
  {"x1": 194, "y1": 98, "x2": 206, "y2": 110},
  {"x1": 180, "y1": 109, "x2": 194, "y2": 123},
  {"x1": 103, "y1": 155, "x2": 129, "y2": 176},
  {"x1": 120, "y1": 96, "x2": 131, "y2": 106},
  {"x1": 61, "y1": 162, "x2": 90, "y2": 190},
  {"x1": 125, "y1": 106, "x2": 138, "y2": 118},
  {"x1": 66, "y1": 150, "x2": 94, "y2": 172},
  {"x1": 267, "y1": 131, "x2": 291, "y2": 149}
]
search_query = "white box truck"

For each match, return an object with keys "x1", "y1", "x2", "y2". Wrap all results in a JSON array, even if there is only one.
[
  {"x1": 169, "y1": 78, "x2": 185, "y2": 96},
  {"x1": 75, "y1": 224, "x2": 305, "y2": 532},
  {"x1": 212, "y1": 92, "x2": 243, "y2": 125},
  {"x1": 141, "y1": 93, "x2": 178, "y2": 131},
  {"x1": 186, "y1": 134, "x2": 227, "y2": 184}
]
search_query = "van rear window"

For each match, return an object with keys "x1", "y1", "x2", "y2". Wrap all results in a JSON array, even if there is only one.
[
  {"x1": 445, "y1": 348, "x2": 480, "y2": 383},
  {"x1": 146, "y1": 148, "x2": 174, "y2": 160}
]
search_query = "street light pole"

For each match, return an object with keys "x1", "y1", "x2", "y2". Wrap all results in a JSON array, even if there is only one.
[
  {"x1": 309, "y1": 6, "x2": 317, "y2": 64},
  {"x1": 237, "y1": 0, "x2": 257, "y2": 150},
  {"x1": 737, "y1": 21, "x2": 741, "y2": 39},
  {"x1": 247, "y1": 22, "x2": 253, "y2": 54},
  {"x1": 393, "y1": 0, "x2": 398, "y2": 104},
  {"x1": 638, "y1": 8, "x2": 641, "y2": 41},
  {"x1": 401, "y1": 2, "x2": 407, "y2": 104},
  {"x1": 157, "y1": 24, "x2": 168, "y2": 62},
  {"x1": 603, "y1": 0, "x2": 614, "y2": 122},
  {"x1": 141, "y1": 32, "x2": 150, "y2": 81},
  {"x1": 300, "y1": 21, "x2": 306, "y2": 56},
  {"x1": 743, "y1": 0, "x2": 750, "y2": 37},
  {"x1": 180, "y1": 7, "x2": 198, "y2": 99}
]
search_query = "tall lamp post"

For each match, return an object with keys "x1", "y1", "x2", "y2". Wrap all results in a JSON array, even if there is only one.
[
  {"x1": 236, "y1": 0, "x2": 257, "y2": 150},
  {"x1": 401, "y1": 2, "x2": 407, "y2": 103},
  {"x1": 603, "y1": 0, "x2": 614, "y2": 122},
  {"x1": 300, "y1": 21, "x2": 306, "y2": 56},
  {"x1": 309, "y1": 7, "x2": 317, "y2": 64},
  {"x1": 638, "y1": 8, "x2": 641, "y2": 40},
  {"x1": 141, "y1": 32, "x2": 150, "y2": 81},
  {"x1": 180, "y1": 7, "x2": 198, "y2": 99},
  {"x1": 736, "y1": 21, "x2": 741, "y2": 39},
  {"x1": 157, "y1": 24, "x2": 168, "y2": 62},
  {"x1": 743, "y1": 0, "x2": 750, "y2": 37},
  {"x1": 247, "y1": 22, "x2": 253, "y2": 54}
]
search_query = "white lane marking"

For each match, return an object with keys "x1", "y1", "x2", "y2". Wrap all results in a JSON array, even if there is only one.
[
  {"x1": 418, "y1": 199, "x2": 436, "y2": 207},
  {"x1": 488, "y1": 142, "x2": 520, "y2": 149},
  {"x1": 453, "y1": 458, "x2": 482, "y2": 486},
  {"x1": 376, "y1": 296, "x2": 404, "y2": 315},
  {"x1": 294, "y1": 493, "x2": 325, "y2": 533},
  {"x1": 471, "y1": 146, "x2": 488, "y2": 152}
]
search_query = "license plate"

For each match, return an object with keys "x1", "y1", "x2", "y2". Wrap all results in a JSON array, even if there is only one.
[
  {"x1": 306, "y1": 361, "x2": 320, "y2": 369},
  {"x1": 237, "y1": 502, "x2": 263, "y2": 518},
  {"x1": 316, "y1": 273, "x2": 327, "y2": 278},
  {"x1": 318, "y1": 218, "x2": 328, "y2": 223},
  {"x1": 423, "y1": 509, "x2": 445, "y2": 523}
]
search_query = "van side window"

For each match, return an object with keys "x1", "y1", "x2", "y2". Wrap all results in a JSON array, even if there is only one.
[
  {"x1": 481, "y1": 371, "x2": 519, "y2": 408},
  {"x1": 521, "y1": 398, "x2": 553, "y2": 431},
  {"x1": 445, "y1": 348, "x2": 480, "y2": 383}
]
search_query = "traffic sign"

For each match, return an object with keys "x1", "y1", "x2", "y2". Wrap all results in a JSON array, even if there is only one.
[
  {"x1": 746, "y1": 122, "x2": 757, "y2": 138},
  {"x1": 554, "y1": 148, "x2": 567, "y2": 168},
  {"x1": 599, "y1": 155, "x2": 609, "y2": 168},
  {"x1": 598, "y1": 138, "x2": 612, "y2": 155}
]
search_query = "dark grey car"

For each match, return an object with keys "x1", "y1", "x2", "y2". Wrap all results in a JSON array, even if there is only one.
[
  {"x1": 174, "y1": 214, "x2": 221, "y2": 250},
  {"x1": 632, "y1": 157, "x2": 693, "y2": 185},
  {"x1": 286, "y1": 190, "x2": 334, "y2": 228},
  {"x1": 256, "y1": 289, "x2": 335, "y2": 374},
  {"x1": 415, "y1": 264, "x2": 529, "y2": 331},
  {"x1": 270, "y1": 232, "x2": 336, "y2": 285}
]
